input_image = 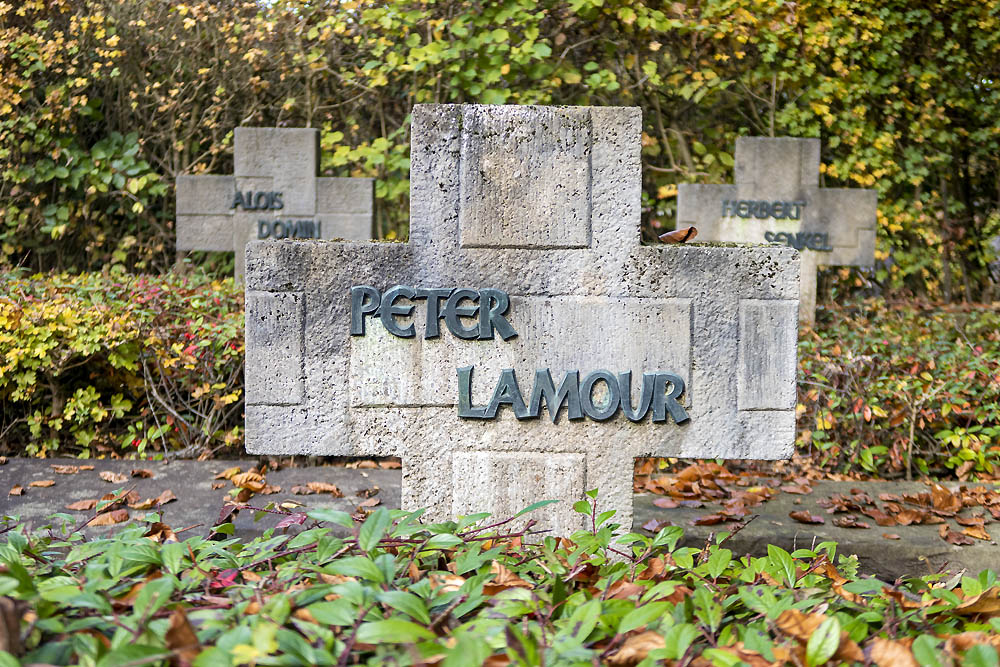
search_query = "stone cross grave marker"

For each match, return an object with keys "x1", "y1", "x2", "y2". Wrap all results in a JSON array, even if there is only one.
[
  {"x1": 175, "y1": 127, "x2": 373, "y2": 278},
  {"x1": 245, "y1": 105, "x2": 800, "y2": 536},
  {"x1": 676, "y1": 137, "x2": 877, "y2": 324}
]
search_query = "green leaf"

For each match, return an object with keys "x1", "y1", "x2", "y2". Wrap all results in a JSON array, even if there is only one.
[
  {"x1": 965, "y1": 644, "x2": 1000, "y2": 667},
  {"x1": 513, "y1": 499, "x2": 560, "y2": 518},
  {"x1": 377, "y1": 590, "x2": 431, "y2": 624},
  {"x1": 326, "y1": 556, "x2": 385, "y2": 583},
  {"x1": 358, "y1": 507, "x2": 393, "y2": 551},
  {"x1": 618, "y1": 601, "x2": 669, "y2": 634},
  {"x1": 306, "y1": 599, "x2": 358, "y2": 626},
  {"x1": 355, "y1": 619, "x2": 434, "y2": 644},
  {"x1": 767, "y1": 544, "x2": 796, "y2": 588},
  {"x1": 912, "y1": 635, "x2": 942, "y2": 667},
  {"x1": 702, "y1": 648, "x2": 742, "y2": 666},
  {"x1": 0, "y1": 652, "x2": 20, "y2": 667},
  {"x1": 306, "y1": 508, "x2": 354, "y2": 528},
  {"x1": 806, "y1": 617, "x2": 840, "y2": 667},
  {"x1": 662, "y1": 623, "x2": 699, "y2": 660}
]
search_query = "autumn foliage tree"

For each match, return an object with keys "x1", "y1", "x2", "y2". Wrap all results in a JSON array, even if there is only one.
[{"x1": 2, "y1": 0, "x2": 999, "y2": 299}]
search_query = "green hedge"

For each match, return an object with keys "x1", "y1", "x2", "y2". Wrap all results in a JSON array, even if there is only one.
[
  {"x1": 799, "y1": 303, "x2": 1000, "y2": 478},
  {"x1": 0, "y1": 269, "x2": 243, "y2": 458}
]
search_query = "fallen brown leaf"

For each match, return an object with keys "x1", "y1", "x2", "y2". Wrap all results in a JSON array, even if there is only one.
[
  {"x1": 833, "y1": 515, "x2": 870, "y2": 529},
  {"x1": 155, "y1": 489, "x2": 178, "y2": 507},
  {"x1": 659, "y1": 226, "x2": 698, "y2": 244},
  {"x1": 962, "y1": 525, "x2": 993, "y2": 541},
  {"x1": 607, "y1": 631, "x2": 666, "y2": 666},
  {"x1": 939, "y1": 524, "x2": 975, "y2": 546},
  {"x1": 99, "y1": 471, "x2": 127, "y2": 484},
  {"x1": 28, "y1": 480, "x2": 55, "y2": 488},
  {"x1": 211, "y1": 481, "x2": 226, "y2": 490},
  {"x1": 8, "y1": 486, "x2": 23, "y2": 496},
  {"x1": 65, "y1": 499, "x2": 98, "y2": 511},
  {"x1": 357, "y1": 497, "x2": 381, "y2": 509},
  {"x1": 930, "y1": 483, "x2": 962, "y2": 514},
  {"x1": 862, "y1": 508, "x2": 898, "y2": 526},
  {"x1": 652, "y1": 497, "x2": 679, "y2": 509},
  {"x1": 290, "y1": 485, "x2": 316, "y2": 495},
  {"x1": 869, "y1": 637, "x2": 918, "y2": 667},
  {"x1": 954, "y1": 587, "x2": 1000, "y2": 617},
  {"x1": 776, "y1": 609, "x2": 863, "y2": 662},
  {"x1": 882, "y1": 533, "x2": 901, "y2": 540},
  {"x1": 307, "y1": 482, "x2": 343, "y2": 496},
  {"x1": 429, "y1": 573, "x2": 465, "y2": 593},
  {"x1": 482, "y1": 561, "x2": 533, "y2": 594},
  {"x1": 51, "y1": 465, "x2": 82, "y2": 474},
  {"x1": 214, "y1": 466, "x2": 241, "y2": 480},
  {"x1": 144, "y1": 522, "x2": 177, "y2": 544},
  {"x1": 692, "y1": 513, "x2": 728, "y2": 525},
  {"x1": 131, "y1": 468, "x2": 154, "y2": 478},
  {"x1": 378, "y1": 459, "x2": 402, "y2": 469},
  {"x1": 165, "y1": 608, "x2": 200, "y2": 666},
  {"x1": 129, "y1": 498, "x2": 157, "y2": 511},
  {"x1": 789, "y1": 510, "x2": 824, "y2": 525},
  {"x1": 0, "y1": 456, "x2": 6, "y2": 465},
  {"x1": 780, "y1": 484, "x2": 813, "y2": 495},
  {"x1": 90, "y1": 509, "x2": 130, "y2": 526},
  {"x1": 231, "y1": 471, "x2": 264, "y2": 492}
]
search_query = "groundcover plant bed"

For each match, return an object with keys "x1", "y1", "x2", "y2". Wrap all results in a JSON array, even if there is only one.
[{"x1": 2, "y1": 493, "x2": 1000, "y2": 666}]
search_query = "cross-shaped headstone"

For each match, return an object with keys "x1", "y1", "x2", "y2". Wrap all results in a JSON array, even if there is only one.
[
  {"x1": 676, "y1": 137, "x2": 877, "y2": 324},
  {"x1": 175, "y1": 127, "x2": 373, "y2": 279},
  {"x1": 244, "y1": 105, "x2": 800, "y2": 536}
]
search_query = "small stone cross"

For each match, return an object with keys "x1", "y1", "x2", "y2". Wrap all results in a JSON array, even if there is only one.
[
  {"x1": 244, "y1": 106, "x2": 800, "y2": 535},
  {"x1": 175, "y1": 127, "x2": 373, "y2": 278},
  {"x1": 676, "y1": 137, "x2": 877, "y2": 323}
]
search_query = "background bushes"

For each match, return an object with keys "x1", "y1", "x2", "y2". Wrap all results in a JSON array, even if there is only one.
[
  {"x1": 2, "y1": 0, "x2": 1000, "y2": 299},
  {"x1": 0, "y1": 270, "x2": 243, "y2": 457}
]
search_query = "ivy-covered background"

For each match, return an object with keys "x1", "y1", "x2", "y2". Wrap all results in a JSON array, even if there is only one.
[{"x1": 3, "y1": 0, "x2": 1000, "y2": 300}]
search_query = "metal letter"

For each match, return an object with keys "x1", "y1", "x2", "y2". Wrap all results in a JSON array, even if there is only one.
[
  {"x1": 350, "y1": 286, "x2": 380, "y2": 336},
  {"x1": 736, "y1": 201, "x2": 750, "y2": 218},
  {"x1": 444, "y1": 288, "x2": 480, "y2": 339},
  {"x1": 272, "y1": 192, "x2": 284, "y2": 210},
  {"x1": 273, "y1": 221, "x2": 287, "y2": 239},
  {"x1": 580, "y1": 370, "x2": 620, "y2": 421},
  {"x1": 257, "y1": 220, "x2": 271, "y2": 239},
  {"x1": 254, "y1": 191, "x2": 270, "y2": 211},
  {"x1": 789, "y1": 200, "x2": 807, "y2": 220},
  {"x1": 772, "y1": 201, "x2": 785, "y2": 219},
  {"x1": 478, "y1": 288, "x2": 517, "y2": 341},
  {"x1": 380, "y1": 285, "x2": 416, "y2": 338},
  {"x1": 528, "y1": 369, "x2": 583, "y2": 422},
  {"x1": 484, "y1": 368, "x2": 528, "y2": 419},
  {"x1": 416, "y1": 288, "x2": 452, "y2": 339},
  {"x1": 457, "y1": 366, "x2": 487, "y2": 419},
  {"x1": 651, "y1": 373, "x2": 690, "y2": 424},
  {"x1": 721, "y1": 200, "x2": 736, "y2": 217},
  {"x1": 815, "y1": 232, "x2": 833, "y2": 251},
  {"x1": 619, "y1": 371, "x2": 655, "y2": 421},
  {"x1": 232, "y1": 191, "x2": 246, "y2": 210},
  {"x1": 764, "y1": 231, "x2": 776, "y2": 244}
]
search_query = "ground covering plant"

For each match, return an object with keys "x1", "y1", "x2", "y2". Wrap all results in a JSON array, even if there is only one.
[
  {"x1": 4, "y1": 492, "x2": 1000, "y2": 666},
  {"x1": 0, "y1": 269, "x2": 243, "y2": 458},
  {"x1": 3, "y1": 0, "x2": 1000, "y2": 300}
]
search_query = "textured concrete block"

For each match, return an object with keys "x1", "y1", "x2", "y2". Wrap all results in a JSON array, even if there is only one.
[
  {"x1": 175, "y1": 128, "x2": 373, "y2": 278},
  {"x1": 738, "y1": 300, "x2": 799, "y2": 410},
  {"x1": 246, "y1": 105, "x2": 800, "y2": 535},
  {"x1": 459, "y1": 106, "x2": 591, "y2": 248},
  {"x1": 246, "y1": 291, "x2": 305, "y2": 405},
  {"x1": 676, "y1": 136, "x2": 877, "y2": 323}
]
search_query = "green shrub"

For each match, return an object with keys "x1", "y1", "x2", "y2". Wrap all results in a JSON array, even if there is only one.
[
  {"x1": 0, "y1": 269, "x2": 243, "y2": 458},
  {"x1": 2, "y1": 495, "x2": 999, "y2": 665},
  {"x1": 799, "y1": 301, "x2": 1000, "y2": 479}
]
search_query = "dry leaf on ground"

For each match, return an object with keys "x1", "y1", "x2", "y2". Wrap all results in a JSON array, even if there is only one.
[
  {"x1": 882, "y1": 533, "x2": 901, "y2": 540},
  {"x1": 28, "y1": 480, "x2": 55, "y2": 488},
  {"x1": 869, "y1": 637, "x2": 918, "y2": 667},
  {"x1": 659, "y1": 226, "x2": 698, "y2": 244},
  {"x1": 165, "y1": 608, "x2": 200, "y2": 666},
  {"x1": 8, "y1": 486, "x2": 23, "y2": 496},
  {"x1": 131, "y1": 468, "x2": 154, "y2": 478},
  {"x1": 607, "y1": 632, "x2": 666, "y2": 666},
  {"x1": 65, "y1": 499, "x2": 98, "y2": 511},
  {"x1": 51, "y1": 465, "x2": 82, "y2": 474},
  {"x1": 99, "y1": 471, "x2": 127, "y2": 484},
  {"x1": 90, "y1": 509, "x2": 129, "y2": 526},
  {"x1": 833, "y1": 515, "x2": 870, "y2": 529},
  {"x1": 214, "y1": 466, "x2": 241, "y2": 480},
  {"x1": 306, "y1": 482, "x2": 343, "y2": 496},
  {"x1": 789, "y1": 510, "x2": 824, "y2": 525}
]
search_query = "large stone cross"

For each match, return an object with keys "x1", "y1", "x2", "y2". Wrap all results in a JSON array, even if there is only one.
[
  {"x1": 175, "y1": 127, "x2": 373, "y2": 278},
  {"x1": 245, "y1": 105, "x2": 800, "y2": 536},
  {"x1": 676, "y1": 137, "x2": 877, "y2": 324}
]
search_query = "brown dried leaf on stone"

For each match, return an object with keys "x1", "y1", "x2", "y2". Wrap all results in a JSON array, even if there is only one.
[
  {"x1": 8, "y1": 486, "x2": 23, "y2": 496},
  {"x1": 0, "y1": 456, "x2": 7, "y2": 465},
  {"x1": 692, "y1": 513, "x2": 728, "y2": 526},
  {"x1": 231, "y1": 471, "x2": 265, "y2": 492},
  {"x1": 780, "y1": 484, "x2": 813, "y2": 495},
  {"x1": 607, "y1": 631, "x2": 666, "y2": 666},
  {"x1": 652, "y1": 497, "x2": 679, "y2": 509},
  {"x1": 307, "y1": 482, "x2": 343, "y2": 496},
  {"x1": 65, "y1": 499, "x2": 98, "y2": 511},
  {"x1": 51, "y1": 464, "x2": 82, "y2": 474},
  {"x1": 131, "y1": 468, "x2": 154, "y2": 479},
  {"x1": 789, "y1": 510, "x2": 824, "y2": 525},
  {"x1": 99, "y1": 471, "x2": 127, "y2": 484},
  {"x1": 939, "y1": 524, "x2": 975, "y2": 546},
  {"x1": 930, "y1": 483, "x2": 963, "y2": 514},
  {"x1": 144, "y1": 522, "x2": 178, "y2": 544},
  {"x1": 90, "y1": 508, "x2": 129, "y2": 526},
  {"x1": 378, "y1": 459, "x2": 402, "y2": 469},
  {"x1": 862, "y1": 508, "x2": 898, "y2": 527},
  {"x1": 165, "y1": 607, "x2": 201, "y2": 666},
  {"x1": 129, "y1": 498, "x2": 156, "y2": 511},
  {"x1": 482, "y1": 561, "x2": 533, "y2": 594},
  {"x1": 234, "y1": 488, "x2": 255, "y2": 503},
  {"x1": 214, "y1": 466, "x2": 241, "y2": 480},
  {"x1": 356, "y1": 460, "x2": 378, "y2": 469},
  {"x1": 211, "y1": 481, "x2": 226, "y2": 490},
  {"x1": 357, "y1": 497, "x2": 381, "y2": 509},
  {"x1": 259, "y1": 484, "x2": 282, "y2": 495},
  {"x1": 882, "y1": 533, "x2": 901, "y2": 540},
  {"x1": 641, "y1": 518, "x2": 672, "y2": 533},
  {"x1": 290, "y1": 485, "x2": 316, "y2": 495},
  {"x1": 28, "y1": 480, "x2": 55, "y2": 488},
  {"x1": 155, "y1": 489, "x2": 177, "y2": 507},
  {"x1": 956, "y1": 514, "x2": 987, "y2": 527},
  {"x1": 962, "y1": 525, "x2": 992, "y2": 541},
  {"x1": 658, "y1": 226, "x2": 698, "y2": 244},
  {"x1": 357, "y1": 486, "x2": 381, "y2": 499},
  {"x1": 832, "y1": 515, "x2": 870, "y2": 529}
]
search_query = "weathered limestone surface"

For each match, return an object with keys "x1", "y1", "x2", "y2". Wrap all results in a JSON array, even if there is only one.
[
  {"x1": 676, "y1": 136, "x2": 877, "y2": 323},
  {"x1": 246, "y1": 105, "x2": 800, "y2": 535},
  {"x1": 176, "y1": 127, "x2": 373, "y2": 278}
]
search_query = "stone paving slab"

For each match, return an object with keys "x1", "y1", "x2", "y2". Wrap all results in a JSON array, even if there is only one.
[
  {"x1": 3, "y1": 459, "x2": 998, "y2": 581},
  {"x1": 0, "y1": 458, "x2": 399, "y2": 541}
]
